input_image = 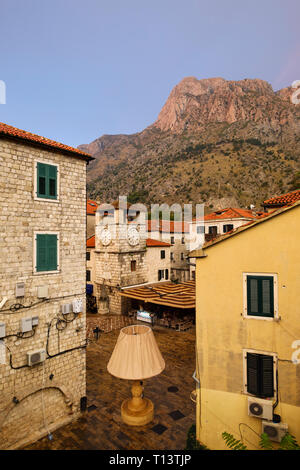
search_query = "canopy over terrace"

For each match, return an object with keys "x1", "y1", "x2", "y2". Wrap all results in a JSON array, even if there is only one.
[{"x1": 120, "y1": 280, "x2": 195, "y2": 310}]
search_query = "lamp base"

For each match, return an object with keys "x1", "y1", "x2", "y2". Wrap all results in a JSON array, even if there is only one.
[
  {"x1": 121, "y1": 397, "x2": 154, "y2": 426},
  {"x1": 121, "y1": 381, "x2": 154, "y2": 426}
]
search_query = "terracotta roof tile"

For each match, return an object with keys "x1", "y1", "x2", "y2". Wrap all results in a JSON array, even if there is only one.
[
  {"x1": 190, "y1": 200, "x2": 300, "y2": 255},
  {"x1": 263, "y1": 190, "x2": 300, "y2": 207},
  {"x1": 203, "y1": 207, "x2": 258, "y2": 221},
  {"x1": 146, "y1": 238, "x2": 171, "y2": 247},
  {"x1": 87, "y1": 199, "x2": 98, "y2": 215},
  {"x1": 87, "y1": 235, "x2": 95, "y2": 248},
  {"x1": 0, "y1": 122, "x2": 93, "y2": 160}
]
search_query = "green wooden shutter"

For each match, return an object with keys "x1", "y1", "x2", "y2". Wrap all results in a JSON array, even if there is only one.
[
  {"x1": 37, "y1": 163, "x2": 57, "y2": 199},
  {"x1": 37, "y1": 163, "x2": 47, "y2": 197},
  {"x1": 261, "y1": 355, "x2": 274, "y2": 397},
  {"x1": 262, "y1": 278, "x2": 274, "y2": 316},
  {"x1": 48, "y1": 164, "x2": 57, "y2": 198},
  {"x1": 36, "y1": 234, "x2": 47, "y2": 271},
  {"x1": 36, "y1": 234, "x2": 57, "y2": 272},
  {"x1": 247, "y1": 353, "x2": 260, "y2": 395},
  {"x1": 247, "y1": 275, "x2": 274, "y2": 317},
  {"x1": 47, "y1": 234, "x2": 58, "y2": 271},
  {"x1": 247, "y1": 353, "x2": 274, "y2": 398},
  {"x1": 248, "y1": 277, "x2": 259, "y2": 314}
]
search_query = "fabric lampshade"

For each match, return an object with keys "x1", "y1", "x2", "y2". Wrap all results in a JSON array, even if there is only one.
[{"x1": 107, "y1": 324, "x2": 165, "y2": 380}]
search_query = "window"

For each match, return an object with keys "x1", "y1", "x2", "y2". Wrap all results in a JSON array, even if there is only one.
[
  {"x1": 36, "y1": 162, "x2": 58, "y2": 200},
  {"x1": 181, "y1": 237, "x2": 185, "y2": 244},
  {"x1": 197, "y1": 225, "x2": 204, "y2": 234},
  {"x1": 223, "y1": 224, "x2": 234, "y2": 233},
  {"x1": 245, "y1": 274, "x2": 275, "y2": 318},
  {"x1": 170, "y1": 252, "x2": 174, "y2": 261},
  {"x1": 208, "y1": 226, "x2": 218, "y2": 235},
  {"x1": 171, "y1": 236, "x2": 175, "y2": 244},
  {"x1": 131, "y1": 260, "x2": 136, "y2": 272},
  {"x1": 160, "y1": 250, "x2": 165, "y2": 259},
  {"x1": 181, "y1": 253, "x2": 184, "y2": 261},
  {"x1": 165, "y1": 269, "x2": 169, "y2": 280},
  {"x1": 245, "y1": 352, "x2": 275, "y2": 398},
  {"x1": 158, "y1": 269, "x2": 164, "y2": 281},
  {"x1": 86, "y1": 251, "x2": 90, "y2": 261},
  {"x1": 86, "y1": 270, "x2": 91, "y2": 282},
  {"x1": 192, "y1": 271, "x2": 195, "y2": 280},
  {"x1": 35, "y1": 233, "x2": 58, "y2": 272}
]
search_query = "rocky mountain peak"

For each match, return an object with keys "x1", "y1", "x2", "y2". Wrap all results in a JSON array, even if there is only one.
[{"x1": 150, "y1": 77, "x2": 288, "y2": 132}]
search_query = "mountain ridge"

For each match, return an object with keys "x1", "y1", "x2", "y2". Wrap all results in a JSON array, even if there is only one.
[{"x1": 82, "y1": 76, "x2": 300, "y2": 210}]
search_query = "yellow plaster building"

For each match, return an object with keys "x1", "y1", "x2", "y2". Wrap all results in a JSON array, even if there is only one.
[{"x1": 191, "y1": 201, "x2": 300, "y2": 450}]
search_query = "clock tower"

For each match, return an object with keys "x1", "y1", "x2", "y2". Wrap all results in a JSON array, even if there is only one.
[{"x1": 94, "y1": 199, "x2": 147, "y2": 315}]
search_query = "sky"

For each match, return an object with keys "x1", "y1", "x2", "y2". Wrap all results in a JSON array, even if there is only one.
[{"x1": 0, "y1": 0, "x2": 299, "y2": 148}]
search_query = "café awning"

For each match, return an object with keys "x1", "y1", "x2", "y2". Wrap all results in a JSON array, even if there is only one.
[{"x1": 120, "y1": 280, "x2": 195, "y2": 309}]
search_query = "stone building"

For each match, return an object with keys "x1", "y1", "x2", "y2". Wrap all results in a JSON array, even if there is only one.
[
  {"x1": 94, "y1": 201, "x2": 148, "y2": 315},
  {"x1": 0, "y1": 122, "x2": 93, "y2": 449},
  {"x1": 147, "y1": 220, "x2": 190, "y2": 282},
  {"x1": 87, "y1": 199, "x2": 98, "y2": 238},
  {"x1": 86, "y1": 235, "x2": 96, "y2": 289},
  {"x1": 145, "y1": 239, "x2": 171, "y2": 284}
]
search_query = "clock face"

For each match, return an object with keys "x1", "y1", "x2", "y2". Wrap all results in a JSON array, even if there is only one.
[
  {"x1": 127, "y1": 227, "x2": 140, "y2": 246},
  {"x1": 100, "y1": 228, "x2": 112, "y2": 246}
]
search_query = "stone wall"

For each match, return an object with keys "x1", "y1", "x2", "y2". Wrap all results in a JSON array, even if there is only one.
[
  {"x1": 94, "y1": 220, "x2": 147, "y2": 315},
  {"x1": 0, "y1": 138, "x2": 87, "y2": 449}
]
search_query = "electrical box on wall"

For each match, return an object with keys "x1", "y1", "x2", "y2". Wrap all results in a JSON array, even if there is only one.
[
  {"x1": 72, "y1": 299, "x2": 83, "y2": 313},
  {"x1": 0, "y1": 322, "x2": 5, "y2": 339},
  {"x1": 61, "y1": 303, "x2": 71, "y2": 315},
  {"x1": 32, "y1": 316, "x2": 39, "y2": 326},
  {"x1": 37, "y1": 286, "x2": 48, "y2": 298},
  {"x1": 20, "y1": 317, "x2": 33, "y2": 333},
  {"x1": 0, "y1": 340, "x2": 5, "y2": 365},
  {"x1": 16, "y1": 282, "x2": 25, "y2": 297}
]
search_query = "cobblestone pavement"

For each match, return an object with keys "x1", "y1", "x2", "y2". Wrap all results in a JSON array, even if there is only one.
[{"x1": 24, "y1": 324, "x2": 196, "y2": 450}]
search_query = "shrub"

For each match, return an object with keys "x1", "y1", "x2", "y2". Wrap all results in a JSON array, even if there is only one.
[{"x1": 185, "y1": 424, "x2": 208, "y2": 450}]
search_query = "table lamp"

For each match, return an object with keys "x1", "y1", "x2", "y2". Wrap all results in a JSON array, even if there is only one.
[{"x1": 107, "y1": 324, "x2": 165, "y2": 426}]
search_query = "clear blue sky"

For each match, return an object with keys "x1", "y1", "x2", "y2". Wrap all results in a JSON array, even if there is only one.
[{"x1": 0, "y1": 0, "x2": 299, "y2": 148}]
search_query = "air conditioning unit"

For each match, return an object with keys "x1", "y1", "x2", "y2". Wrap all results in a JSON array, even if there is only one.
[
  {"x1": 27, "y1": 349, "x2": 46, "y2": 366},
  {"x1": 262, "y1": 421, "x2": 288, "y2": 442},
  {"x1": 248, "y1": 397, "x2": 273, "y2": 420}
]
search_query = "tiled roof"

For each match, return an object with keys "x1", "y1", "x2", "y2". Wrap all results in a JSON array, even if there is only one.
[
  {"x1": 190, "y1": 200, "x2": 300, "y2": 256},
  {"x1": 146, "y1": 238, "x2": 171, "y2": 247},
  {"x1": 263, "y1": 190, "x2": 300, "y2": 207},
  {"x1": 87, "y1": 235, "x2": 95, "y2": 248},
  {"x1": 203, "y1": 207, "x2": 259, "y2": 221},
  {"x1": 87, "y1": 199, "x2": 98, "y2": 215},
  {"x1": 0, "y1": 122, "x2": 93, "y2": 160}
]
